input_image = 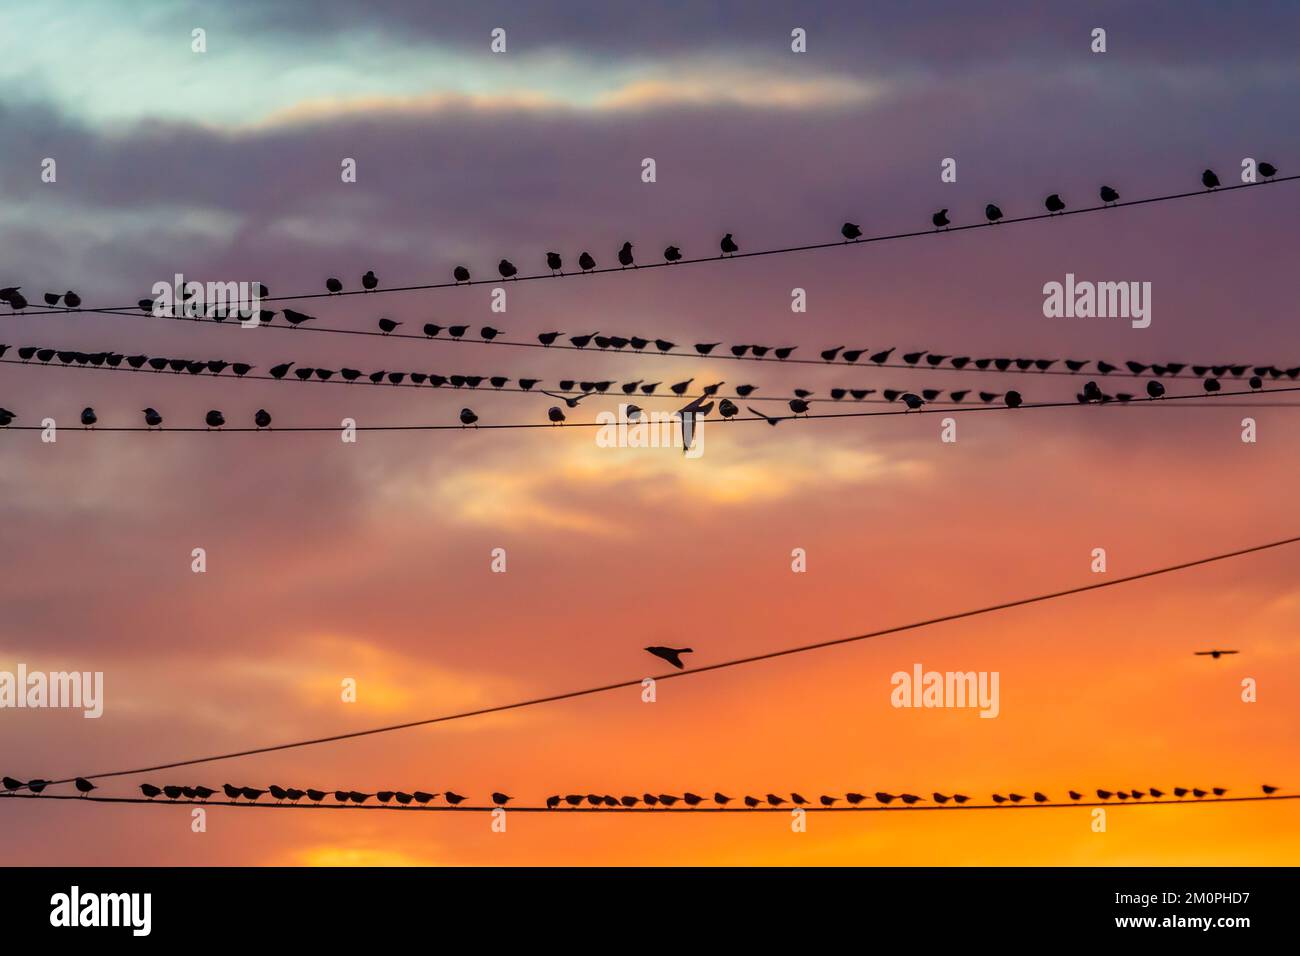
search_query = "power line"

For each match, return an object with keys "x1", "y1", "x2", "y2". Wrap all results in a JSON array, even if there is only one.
[
  {"x1": 15, "y1": 532, "x2": 1300, "y2": 792},
  {"x1": 0, "y1": 383, "x2": 1295, "y2": 433},
  {"x1": 7, "y1": 305, "x2": 1296, "y2": 383},
  {"x1": 2, "y1": 792, "x2": 1293, "y2": 814},
  {"x1": 7, "y1": 172, "x2": 1296, "y2": 317}
]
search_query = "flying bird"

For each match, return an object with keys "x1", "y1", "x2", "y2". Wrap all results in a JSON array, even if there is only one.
[
  {"x1": 748, "y1": 406, "x2": 782, "y2": 426},
  {"x1": 1194, "y1": 649, "x2": 1238, "y2": 659},
  {"x1": 644, "y1": 646, "x2": 693, "y2": 669}
]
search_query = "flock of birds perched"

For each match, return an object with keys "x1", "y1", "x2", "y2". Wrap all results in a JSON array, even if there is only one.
[
  {"x1": 0, "y1": 166, "x2": 1279, "y2": 316},
  {"x1": 1, "y1": 775, "x2": 1279, "y2": 807}
]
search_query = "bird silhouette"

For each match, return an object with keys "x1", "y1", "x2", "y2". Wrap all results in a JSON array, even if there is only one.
[
  {"x1": 1097, "y1": 790, "x2": 1113, "y2": 800},
  {"x1": 283, "y1": 308, "x2": 315, "y2": 327},
  {"x1": 1033, "y1": 792, "x2": 1048, "y2": 803},
  {"x1": 459, "y1": 408, "x2": 478, "y2": 427},
  {"x1": 718, "y1": 398, "x2": 739, "y2": 419},
  {"x1": 1067, "y1": 791, "x2": 1082, "y2": 801},
  {"x1": 75, "y1": 777, "x2": 96, "y2": 796},
  {"x1": 578, "y1": 252, "x2": 596, "y2": 272},
  {"x1": 326, "y1": 277, "x2": 343, "y2": 293},
  {"x1": 140, "y1": 783, "x2": 162, "y2": 799},
  {"x1": 547, "y1": 406, "x2": 566, "y2": 424},
  {"x1": 546, "y1": 252, "x2": 563, "y2": 275},
  {"x1": 743, "y1": 796, "x2": 760, "y2": 808},
  {"x1": 1258, "y1": 162, "x2": 1277, "y2": 179},
  {"x1": 663, "y1": 245, "x2": 682, "y2": 263},
  {"x1": 617, "y1": 242, "x2": 635, "y2": 268},
  {"x1": 1005, "y1": 390, "x2": 1023, "y2": 408},
  {"x1": 1262, "y1": 784, "x2": 1279, "y2": 795},
  {"x1": 644, "y1": 646, "x2": 692, "y2": 669},
  {"x1": 900, "y1": 393, "x2": 925, "y2": 410},
  {"x1": 843, "y1": 792, "x2": 867, "y2": 805},
  {"x1": 80, "y1": 407, "x2": 96, "y2": 428},
  {"x1": 1099, "y1": 185, "x2": 1120, "y2": 205},
  {"x1": 205, "y1": 410, "x2": 225, "y2": 429},
  {"x1": 1203, "y1": 377, "x2": 1221, "y2": 393},
  {"x1": 65, "y1": 291, "x2": 82, "y2": 307},
  {"x1": 1146, "y1": 380, "x2": 1165, "y2": 399},
  {"x1": 498, "y1": 259, "x2": 518, "y2": 280},
  {"x1": 241, "y1": 787, "x2": 265, "y2": 801},
  {"x1": 453, "y1": 266, "x2": 471, "y2": 283},
  {"x1": 1149, "y1": 788, "x2": 1165, "y2": 798},
  {"x1": 254, "y1": 409, "x2": 272, "y2": 429},
  {"x1": 1201, "y1": 169, "x2": 1220, "y2": 190},
  {"x1": 985, "y1": 203, "x2": 1004, "y2": 223},
  {"x1": 748, "y1": 406, "x2": 782, "y2": 426},
  {"x1": 1192, "y1": 789, "x2": 1208, "y2": 798},
  {"x1": 1044, "y1": 193, "x2": 1066, "y2": 214},
  {"x1": 362, "y1": 270, "x2": 378, "y2": 290},
  {"x1": 714, "y1": 793, "x2": 732, "y2": 805},
  {"x1": 841, "y1": 222, "x2": 862, "y2": 241},
  {"x1": 1194, "y1": 649, "x2": 1238, "y2": 659},
  {"x1": 491, "y1": 792, "x2": 512, "y2": 806},
  {"x1": 720, "y1": 233, "x2": 739, "y2": 257},
  {"x1": 932, "y1": 209, "x2": 950, "y2": 229},
  {"x1": 378, "y1": 318, "x2": 401, "y2": 334},
  {"x1": 1174, "y1": 787, "x2": 1189, "y2": 798}
]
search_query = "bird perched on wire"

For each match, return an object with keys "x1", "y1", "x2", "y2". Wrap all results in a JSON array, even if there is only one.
[
  {"x1": 453, "y1": 265, "x2": 471, "y2": 284},
  {"x1": 378, "y1": 318, "x2": 401, "y2": 334},
  {"x1": 1099, "y1": 185, "x2": 1120, "y2": 205},
  {"x1": 80, "y1": 407, "x2": 97, "y2": 428},
  {"x1": 254, "y1": 409, "x2": 272, "y2": 429},
  {"x1": 547, "y1": 406, "x2": 566, "y2": 425},
  {"x1": 1201, "y1": 169, "x2": 1220, "y2": 190},
  {"x1": 283, "y1": 308, "x2": 315, "y2": 328},
  {"x1": 459, "y1": 408, "x2": 478, "y2": 428},
  {"x1": 644, "y1": 646, "x2": 693, "y2": 669},
  {"x1": 578, "y1": 252, "x2": 596, "y2": 272},
  {"x1": 663, "y1": 245, "x2": 682, "y2": 263},
  {"x1": 617, "y1": 242, "x2": 635, "y2": 268},
  {"x1": 931, "y1": 209, "x2": 950, "y2": 230},
  {"x1": 840, "y1": 221, "x2": 862, "y2": 242},
  {"x1": 985, "y1": 203, "x2": 1004, "y2": 223},
  {"x1": 1258, "y1": 161, "x2": 1277, "y2": 179},
  {"x1": 1044, "y1": 193, "x2": 1066, "y2": 214},
  {"x1": 498, "y1": 259, "x2": 518, "y2": 280},
  {"x1": 720, "y1": 233, "x2": 739, "y2": 257},
  {"x1": 362, "y1": 270, "x2": 378, "y2": 290},
  {"x1": 546, "y1": 252, "x2": 563, "y2": 275},
  {"x1": 1146, "y1": 380, "x2": 1165, "y2": 399},
  {"x1": 325, "y1": 277, "x2": 343, "y2": 293},
  {"x1": 204, "y1": 410, "x2": 225, "y2": 429},
  {"x1": 75, "y1": 777, "x2": 97, "y2": 796}
]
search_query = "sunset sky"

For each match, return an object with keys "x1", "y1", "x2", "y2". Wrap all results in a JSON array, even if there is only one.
[{"x1": 1, "y1": 0, "x2": 1297, "y2": 865}]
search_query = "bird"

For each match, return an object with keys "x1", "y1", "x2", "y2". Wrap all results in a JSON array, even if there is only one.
[
  {"x1": 459, "y1": 408, "x2": 478, "y2": 428},
  {"x1": 1099, "y1": 185, "x2": 1120, "y2": 205},
  {"x1": 985, "y1": 203, "x2": 1004, "y2": 223},
  {"x1": 453, "y1": 266, "x2": 471, "y2": 283},
  {"x1": 142, "y1": 407, "x2": 162, "y2": 429},
  {"x1": 748, "y1": 406, "x2": 782, "y2": 426},
  {"x1": 378, "y1": 318, "x2": 401, "y2": 334},
  {"x1": 578, "y1": 252, "x2": 596, "y2": 272},
  {"x1": 718, "y1": 398, "x2": 739, "y2": 419},
  {"x1": 788, "y1": 399, "x2": 810, "y2": 415},
  {"x1": 1033, "y1": 792, "x2": 1048, "y2": 803},
  {"x1": 720, "y1": 233, "x2": 738, "y2": 256},
  {"x1": 547, "y1": 406, "x2": 566, "y2": 424},
  {"x1": 840, "y1": 222, "x2": 862, "y2": 242},
  {"x1": 1096, "y1": 790, "x2": 1113, "y2": 800},
  {"x1": 1068, "y1": 791, "x2": 1082, "y2": 801},
  {"x1": 241, "y1": 787, "x2": 265, "y2": 801},
  {"x1": 1146, "y1": 380, "x2": 1165, "y2": 399},
  {"x1": 1149, "y1": 788, "x2": 1165, "y2": 798},
  {"x1": 1262, "y1": 784, "x2": 1279, "y2": 795},
  {"x1": 75, "y1": 777, "x2": 97, "y2": 796},
  {"x1": 481, "y1": 326, "x2": 502, "y2": 341},
  {"x1": 1203, "y1": 377, "x2": 1221, "y2": 392},
  {"x1": 932, "y1": 209, "x2": 949, "y2": 229},
  {"x1": 1202, "y1": 169, "x2": 1220, "y2": 190},
  {"x1": 498, "y1": 259, "x2": 518, "y2": 280},
  {"x1": 1044, "y1": 193, "x2": 1066, "y2": 214},
  {"x1": 900, "y1": 393, "x2": 925, "y2": 410},
  {"x1": 326, "y1": 277, "x2": 343, "y2": 293},
  {"x1": 361, "y1": 270, "x2": 378, "y2": 290},
  {"x1": 765, "y1": 794, "x2": 786, "y2": 807},
  {"x1": 1004, "y1": 390, "x2": 1023, "y2": 408},
  {"x1": 283, "y1": 308, "x2": 315, "y2": 327},
  {"x1": 843, "y1": 792, "x2": 867, "y2": 805},
  {"x1": 546, "y1": 252, "x2": 563, "y2": 275},
  {"x1": 1194, "y1": 649, "x2": 1238, "y2": 659},
  {"x1": 140, "y1": 784, "x2": 162, "y2": 799},
  {"x1": 254, "y1": 409, "x2": 272, "y2": 429},
  {"x1": 492, "y1": 792, "x2": 512, "y2": 806},
  {"x1": 875, "y1": 792, "x2": 897, "y2": 805},
  {"x1": 663, "y1": 245, "x2": 682, "y2": 263},
  {"x1": 617, "y1": 242, "x2": 635, "y2": 268},
  {"x1": 80, "y1": 407, "x2": 97, "y2": 428},
  {"x1": 644, "y1": 646, "x2": 692, "y2": 669},
  {"x1": 1258, "y1": 162, "x2": 1277, "y2": 179},
  {"x1": 714, "y1": 793, "x2": 732, "y2": 805},
  {"x1": 205, "y1": 410, "x2": 225, "y2": 429}
]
